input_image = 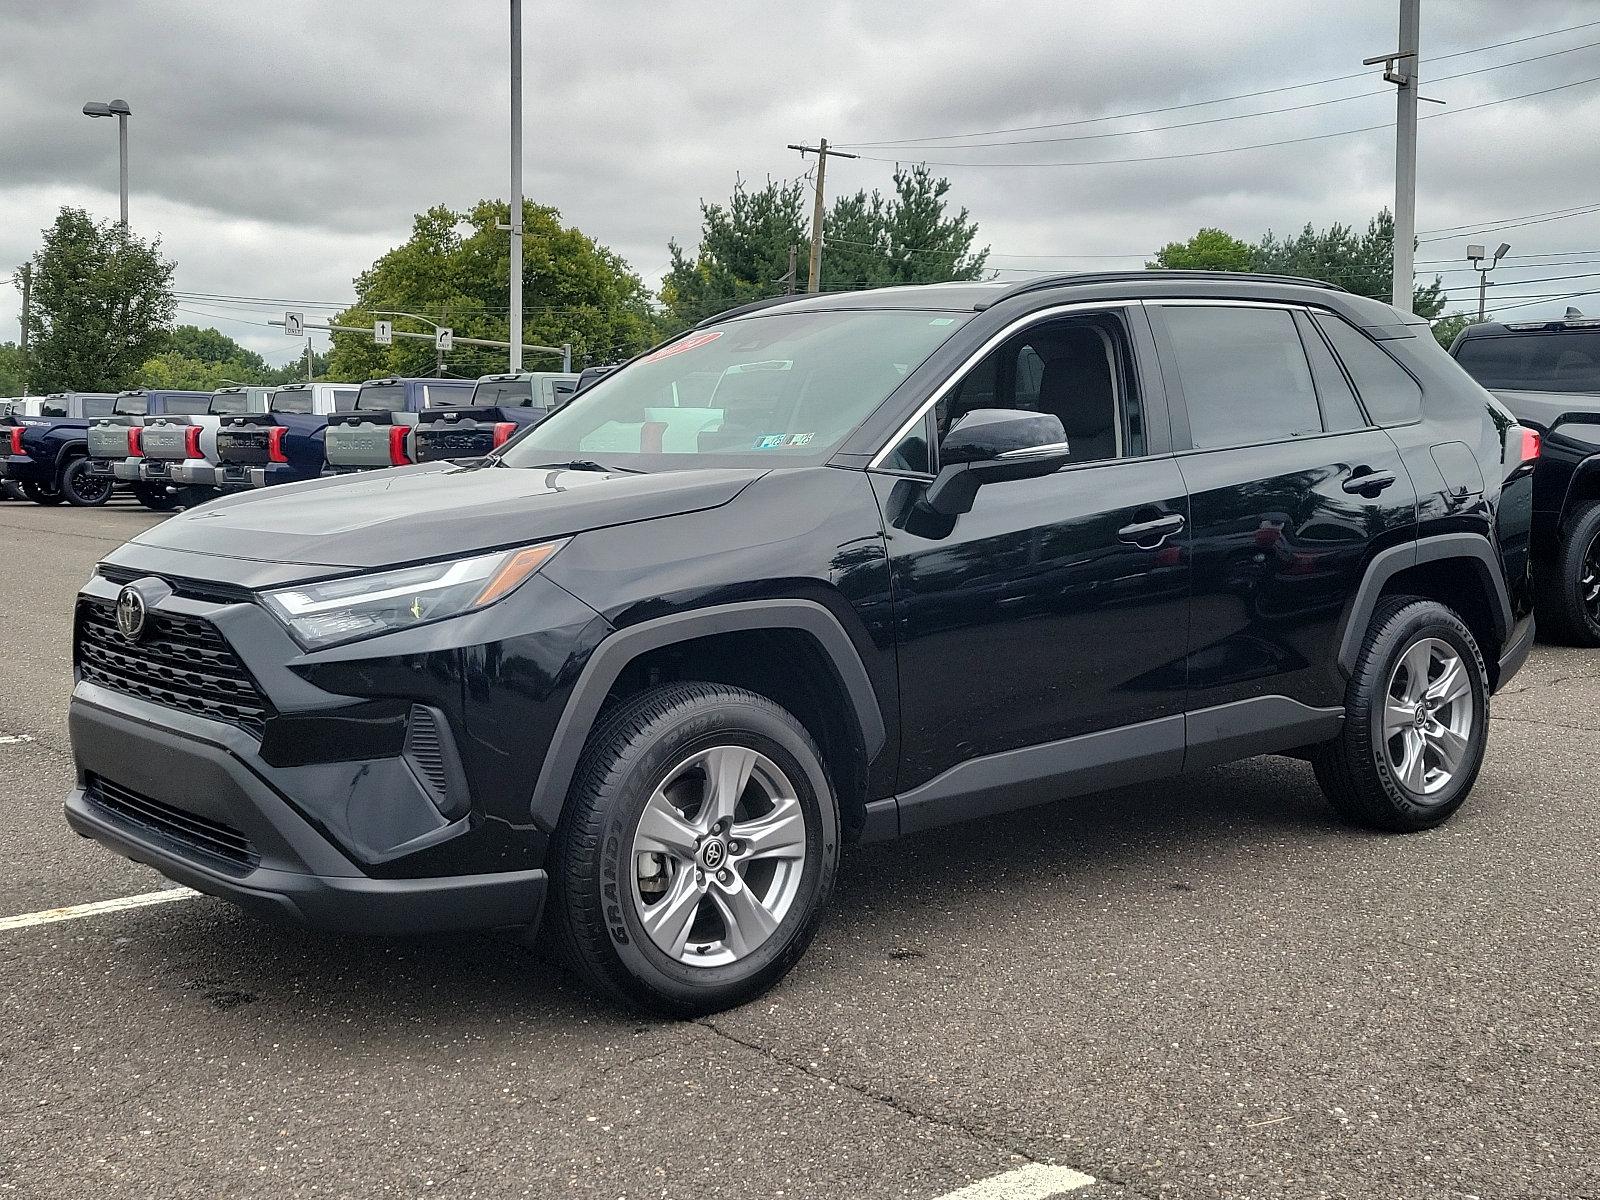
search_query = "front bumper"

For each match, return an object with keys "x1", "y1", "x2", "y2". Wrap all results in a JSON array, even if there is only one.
[
  {"x1": 67, "y1": 691, "x2": 546, "y2": 935},
  {"x1": 142, "y1": 458, "x2": 216, "y2": 486},
  {"x1": 0, "y1": 454, "x2": 49, "y2": 483}
]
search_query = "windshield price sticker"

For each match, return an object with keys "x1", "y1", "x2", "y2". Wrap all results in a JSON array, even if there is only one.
[
  {"x1": 642, "y1": 330, "x2": 722, "y2": 363},
  {"x1": 754, "y1": 432, "x2": 815, "y2": 449}
]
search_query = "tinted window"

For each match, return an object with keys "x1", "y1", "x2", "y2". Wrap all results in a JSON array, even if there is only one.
[
  {"x1": 1163, "y1": 306, "x2": 1321, "y2": 448},
  {"x1": 1294, "y1": 311, "x2": 1368, "y2": 431},
  {"x1": 114, "y1": 395, "x2": 148, "y2": 416},
  {"x1": 1454, "y1": 331, "x2": 1600, "y2": 394},
  {"x1": 473, "y1": 379, "x2": 534, "y2": 406},
  {"x1": 1314, "y1": 313, "x2": 1423, "y2": 424},
  {"x1": 165, "y1": 396, "x2": 212, "y2": 415},
  {"x1": 273, "y1": 389, "x2": 315, "y2": 414},
  {"x1": 332, "y1": 389, "x2": 359, "y2": 411},
  {"x1": 209, "y1": 392, "x2": 254, "y2": 415},
  {"x1": 424, "y1": 384, "x2": 473, "y2": 408},
  {"x1": 80, "y1": 397, "x2": 115, "y2": 418},
  {"x1": 43, "y1": 400, "x2": 69, "y2": 417},
  {"x1": 357, "y1": 385, "x2": 409, "y2": 412}
]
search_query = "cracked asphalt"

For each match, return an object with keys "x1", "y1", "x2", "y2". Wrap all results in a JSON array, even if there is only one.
[{"x1": 0, "y1": 499, "x2": 1596, "y2": 1199}]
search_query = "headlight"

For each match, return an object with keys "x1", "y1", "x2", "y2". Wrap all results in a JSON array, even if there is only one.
[{"x1": 262, "y1": 541, "x2": 565, "y2": 649}]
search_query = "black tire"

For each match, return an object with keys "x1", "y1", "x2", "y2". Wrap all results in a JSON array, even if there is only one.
[
  {"x1": 59, "y1": 457, "x2": 113, "y2": 507},
  {"x1": 1533, "y1": 498, "x2": 1600, "y2": 646},
  {"x1": 550, "y1": 682, "x2": 840, "y2": 1017},
  {"x1": 21, "y1": 481, "x2": 62, "y2": 506},
  {"x1": 1313, "y1": 596, "x2": 1489, "y2": 832},
  {"x1": 130, "y1": 482, "x2": 181, "y2": 512}
]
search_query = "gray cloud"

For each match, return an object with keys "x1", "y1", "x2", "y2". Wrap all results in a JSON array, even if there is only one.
[{"x1": 3, "y1": 0, "x2": 1599, "y2": 367}]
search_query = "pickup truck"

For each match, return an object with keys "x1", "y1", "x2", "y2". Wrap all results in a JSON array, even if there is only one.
[
  {"x1": 3, "y1": 392, "x2": 119, "y2": 505},
  {"x1": 136, "y1": 386, "x2": 272, "y2": 504},
  {"x1": 0, "y1": 399, "x2": 41, "y2": 500},
  {"x1": 322, "y1": 376, "x2": 475, "y2": 474},
  {"x1": 411, "y1": 371, "x2": 579, "y2": 463},
  {"x1": 1451, "y1": 314, "x2": 1600, "y2": 644},
  {"x1": 84, "y1": 389, "x2": 215, "y2": 510},
  {"x1": 215, "y1": 382, "x2": 359, "y2": 490}
]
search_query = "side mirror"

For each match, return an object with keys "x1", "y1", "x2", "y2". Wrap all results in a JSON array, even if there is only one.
[{"x1": 922, "y1": 408, "x2": 1072, "y2": 516}]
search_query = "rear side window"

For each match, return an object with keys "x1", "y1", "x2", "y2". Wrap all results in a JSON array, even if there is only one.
[
  {"x1": 1294, "y1": 311, "x2": 1368, "y2": 431},
  {"x1": 1453, "y1": 331, "x2": 1600, "y2": 393},
  {"x1": 44, "y1": 400, "x2": 70, "y2": 417},
  {"x1": 1162, "y1": 306, "x2": 1321, "y2": 449},
  {"x1": 1314, "y1": 314, "x2": 1422, "y2": 424}
]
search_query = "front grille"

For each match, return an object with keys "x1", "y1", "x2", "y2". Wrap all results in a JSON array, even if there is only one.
[
  {"x1": 76, "y1": 596, "x2": 271, "y2": 737},
  {"x1": 85, "y1": 774, "x2": 259, "y2": 872}
]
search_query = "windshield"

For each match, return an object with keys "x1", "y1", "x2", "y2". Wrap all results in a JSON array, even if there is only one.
[
  {"x1": 209, "y1": 392, "x2": 254, "y2": 415},
  {"x1": 273, "y1": 389, "x2": 314, "y2": 414},
  {"x1": 499, "y1": 309, "x2": 969, "y2": 469},
  {"x1": 473, "y1": 379, "x2": 533, "y2": 407},
  {"x1": 357, "y1": 384, "x2": 408, "y2": 412},
  {"x1": 1455, "y1": 331, "x2": 1600, "y2": 394}
]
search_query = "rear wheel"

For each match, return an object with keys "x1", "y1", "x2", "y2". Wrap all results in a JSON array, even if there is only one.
[
  {"x1": 21, "y1": 481, "x2": 62, "y2": 506},
  {"x1": 1313, "y1": 596, "x2": 1488, "y2": 832},
  {"x1": 130, "y1": 482, "x2": 181, "y2": 512},
  {"x1": 1533, "y1": 498, "x2": 1600, "y2": 646},
  {"x1": 60, "y1": 457, "x2": 113, "y2": 507},
  {"x1": 551, "y1": 682, "x2": 838, "y2": 1016}
]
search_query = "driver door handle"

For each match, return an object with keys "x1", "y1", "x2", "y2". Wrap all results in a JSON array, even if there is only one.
[
  {"x1": 1117, "y1": 512, "x2": 1186, "y2": 545},
  {"x1": 1342, "y1": 467, "x2": 1396, "y2": 494}
]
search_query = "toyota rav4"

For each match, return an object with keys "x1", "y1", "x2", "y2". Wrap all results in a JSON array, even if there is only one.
[{"x1": 66, "y1": 273, "x2": 1536, "y2": 1015}]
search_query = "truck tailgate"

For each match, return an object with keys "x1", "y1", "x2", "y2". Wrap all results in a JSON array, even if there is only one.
[
  {"x1": 87, "y1": 423, "x2": 133, "y2": 460},
  {"x1": 325, "y1": 412, "x2": 413, "y2": 469},
  {"x1": 139, "y1": 421, "x2": 191, "y2": 460}
]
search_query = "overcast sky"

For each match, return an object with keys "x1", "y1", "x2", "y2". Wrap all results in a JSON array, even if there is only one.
[{"x1": 4, "y1": 0, "x2": 1600, "y2": 369}]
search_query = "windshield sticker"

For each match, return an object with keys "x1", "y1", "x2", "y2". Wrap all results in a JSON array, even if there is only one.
[
  {"x1": 642, "y1": 330, "x2": 722, "y2": 363},
  {"x1": 753, "y1": 432, "x2": 815, "y2": 449}
]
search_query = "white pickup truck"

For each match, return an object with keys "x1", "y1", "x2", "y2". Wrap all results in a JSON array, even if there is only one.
[{"x1": 137, "y1": 386, "x2": 272, "y2": 501}]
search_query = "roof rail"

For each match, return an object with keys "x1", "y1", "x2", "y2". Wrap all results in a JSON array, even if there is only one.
[
  {"x1": 694, "y1": 293, "x2": 816, "y2": 328},
  {"x1": 978, "y1": 270, "x2": 1348, "y2": 310}
]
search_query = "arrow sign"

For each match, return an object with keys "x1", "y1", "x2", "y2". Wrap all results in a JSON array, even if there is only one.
[
  {"x1": 436, "y1": 327, "x2": 453, "y2": 352},
  {"x1": 283, "y1": 311, "x2": 304, "y2": 337},
  {"x1": 373, "y1": 320, "x2": 392, "y2": 346}
]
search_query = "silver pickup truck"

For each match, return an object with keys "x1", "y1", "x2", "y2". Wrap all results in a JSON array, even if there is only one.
[
  {"x1": 138, "y1": 386, "x2": 272, "y2": 496},
  {"x1": 86, "y1": 390, "x2": 213, "y2": 488},
  {"x1": 322, "y1": 377, "x2": 476, "y2": 473}
]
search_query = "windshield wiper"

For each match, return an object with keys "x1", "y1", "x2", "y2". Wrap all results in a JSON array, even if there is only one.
[{"x1": 521, "y1": 458, "x2": 645, "y2": 474}]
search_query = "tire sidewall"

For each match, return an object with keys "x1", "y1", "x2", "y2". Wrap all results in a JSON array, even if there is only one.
[
  {"x1": 1564, "y1": 507, "x2": 1600, "y2": 643},
  {"x1": 1364, "y1": 607, "x2": 1488, "y2": 825},
  {"x1": 592, "y1": 697, "x2": 838, "y2": 1009},
  {"x1": 61, "y1": 457, "x2": 111, "y2": 506}
]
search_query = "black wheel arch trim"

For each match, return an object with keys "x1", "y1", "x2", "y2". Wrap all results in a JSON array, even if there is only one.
[
  {"x1": 1335, "y1": 533, "x2": 1513, "y2": 679},
  {"x1": 528, "y1": 599, "x2": 888, "y2": 831}
]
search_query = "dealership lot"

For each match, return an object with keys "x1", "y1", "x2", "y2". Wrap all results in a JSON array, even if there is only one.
[{"x1": 1, "y1": 501, "x2": 1597, "y2": 1200}]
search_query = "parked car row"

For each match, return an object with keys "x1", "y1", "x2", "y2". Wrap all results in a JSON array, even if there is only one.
[{"x1": 2, "y1": 370, "x2": 585, "y2": 510}]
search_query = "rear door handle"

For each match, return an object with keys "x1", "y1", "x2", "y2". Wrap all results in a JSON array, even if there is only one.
[
  {"x1": 1343, "y1": 468, "x2": 1396, "y2": 494},
  {"x1": 1117, "y1": 512, "x2": 1186, "y2": 545}
]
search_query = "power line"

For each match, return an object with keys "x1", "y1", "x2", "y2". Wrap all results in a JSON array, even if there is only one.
[
  {"x1": 1417, "y1": 203, "x2": 1600, "y2": 243},
  {"x1": 844, "y1": 73, "x2": 1600, "y2": 168},
  {"x1": 1417, "y1": 200, "x2": 1600, "y2": 234},
  {"x1": 838, "y1": 18, "x2": 1600, "y2": 148}
]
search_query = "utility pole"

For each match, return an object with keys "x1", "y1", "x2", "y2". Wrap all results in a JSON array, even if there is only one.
[
  {"x1": 18, "y1": 262, "x2": 30, "y2": 396},
  {"x1": 787, "y1": 139, "x2": 858, "y2": 293},
  {"x1": 118, "y1": 107, "x2": 130, "y2": 228},
  {"x1": 305, "y1": 337, "x2": 314, "y2": 383},
  {"x1": 786, "y1": 245, "x2": 798, "y2": 294},
  {"x1": 508, "y1": 0, "x2": 524, "y2": 373},
  {"x1": 1366, "y1": 1, "x2": 1421, "y2": 312}
]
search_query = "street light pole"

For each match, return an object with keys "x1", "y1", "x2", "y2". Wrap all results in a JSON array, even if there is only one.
[
  {"x1": 82, "y1": 99, "x2": 132, "y2": 227},
  {"x1": 508, "y1": 0, "x2": 524, "y2": 373},
  {"x1": 1467, "y1": 242, "x2": 1510, "y2": 322}
]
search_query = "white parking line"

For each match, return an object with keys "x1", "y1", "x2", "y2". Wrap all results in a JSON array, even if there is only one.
[
  {"x1": 0, "y1": 733, "x2": 36, "y2": 745},
  {"x1": 934, "y1": 1164, "x2": 1096, "y2": 1199},
  {"x1": 0, "y1": 887, "x2": 198, "y2": 932}
]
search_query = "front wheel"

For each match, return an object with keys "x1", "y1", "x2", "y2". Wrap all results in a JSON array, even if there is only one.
[
  {"x1": 1313, "y1": 597, "x2": 1488, "y2": 832},
  {"x1": 1534, "y1": 498, "x2": 1600, "y2": 646},
  {"x1": 551, "y1": 682, "x2": 839, "y2": 1016},
  {"x1": 60, "y1": 457, "x2": 113, "y2": 507},
  {"x1": 21, "y1": 481, "x2": 62, "y2": 506}
]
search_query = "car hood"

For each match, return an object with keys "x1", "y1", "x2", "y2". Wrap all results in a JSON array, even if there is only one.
[{"x1": 124, "y1": 461, "x2": 766, "y2": 572}]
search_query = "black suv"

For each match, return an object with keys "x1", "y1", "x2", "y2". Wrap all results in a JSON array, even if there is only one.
[
  {"x1": 66, "y1": 272, "x2": 1536, "y2": 1015},
  {"x1": 1450, "y1": 316, "x2": 1600, "y2": 643}
]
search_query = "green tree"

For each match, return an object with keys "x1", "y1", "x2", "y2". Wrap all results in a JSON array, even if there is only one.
[
  {"x1": 164, "y1": 324, "x2": 269, "y2": 372},
  {"x1": 1253, "y1": 209, "x2": 1446, "y2": 317},
  {"x1": 0, "y1": 342, "x2": 25, "y2": 394},
  {"x1": 328, "y1": 199, "x2": 660, "y2": 381},
  {"x1": 1148, "y1": 228, "x2": 1256, "y2": 271},
  {"x1": 1430, "y1": 312, "x2": 1475, "y2": 349},
  {"x1": 18, "y1": 206, "x2": 176, "y2": 392},
  {"x1": 663, "y1": 165, "x2": 988, "y2": 328}
]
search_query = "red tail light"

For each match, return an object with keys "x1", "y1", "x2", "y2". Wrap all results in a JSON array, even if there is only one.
[
  {"x1": 1517, "y1": 426, "x2": 1541, "y2": 465},
  {"x1": 491, "y1": 421, "x2": 516, "y2": 449},
  {"x1": 184, "y1": 425, "x2": 203, "y2": 458},
  {"x1": 388, "y1": 425, "x2": 411, "y2": 465},
  {"x1": 267, "y1": 426, "x2": 289, "y2": 464},
  {"x1": 127, "y1": 427, "x2": 143, "y2": 456},
  {"x1": 7, "y1": 428, "x2": 22, "y2": 456}
]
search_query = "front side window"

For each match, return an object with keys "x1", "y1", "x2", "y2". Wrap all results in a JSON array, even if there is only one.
[
  {"x1": 1163, "y1": 306, "x2": 1321, "y2": 449},
  {"x1": 500, "y1": 309, "x2": 970, "y2": 470},
  {"x1": 1314, "y1": 313, "x2": 1423, "y2": 424},
  {"x1": 1453, "y1": 330, "x2": 1600, "y2": 394}
]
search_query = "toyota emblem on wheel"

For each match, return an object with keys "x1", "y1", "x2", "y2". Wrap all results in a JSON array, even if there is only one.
[{"x1": 115, "y1": 586, "x2": 146, "y2": 642}]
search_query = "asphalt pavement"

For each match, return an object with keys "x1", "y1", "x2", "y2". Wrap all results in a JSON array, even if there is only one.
[{"x1": 0, "y1": 496, "x2": 1596, "y2": 1200}]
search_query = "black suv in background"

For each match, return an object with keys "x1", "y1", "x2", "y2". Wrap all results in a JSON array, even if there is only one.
[
  {"x1": 1451, "y1": 316, "x2": 1600, "y2": 643},
  {"x1": 66, "y1": 273, "x2": 1536, "y2": 1015}
]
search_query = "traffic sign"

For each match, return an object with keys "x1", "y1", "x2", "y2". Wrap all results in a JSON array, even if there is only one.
[
  {"x1": 284, "y1": 311, "x2": 304, "y2": 337},
  {"x1": 373, "y1": 320, "x2": 393, "y2": 346},
  {"x1": 436, "y1": 328, "x2": 453, "y2": 352}
]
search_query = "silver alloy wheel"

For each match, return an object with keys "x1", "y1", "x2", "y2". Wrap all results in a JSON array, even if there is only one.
[
  {"x1": 1582, "y1": 531, "x2": 1600, "y2": 625},
  {"x1": 1382, "y1": 636, "x2": 1474, "y2": 798},
  {"x1": 629, "y1": 744, "x2": 808, "y2": 967}
]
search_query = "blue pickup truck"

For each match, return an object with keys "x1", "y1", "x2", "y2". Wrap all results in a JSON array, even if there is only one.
[
  {"x1": 321, "y1": 376, "x2": 475, "y2": 474},
  {"x1": 215, "y1": 382, "x2": 359, "y2": 490},
  {"x1": 410, "y1": 371, "x2": 579, "y2": 462},
  {"x1": 81, "y1": 389, "x2": 214, "y2": 509},
  {"x1": 3, "y1": 392, "x2": 120, "y2": 505}
]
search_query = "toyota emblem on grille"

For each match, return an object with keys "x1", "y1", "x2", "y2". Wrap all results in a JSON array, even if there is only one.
[{"x1": 115, "y1": 586, "x2": 147, "y2": 642}]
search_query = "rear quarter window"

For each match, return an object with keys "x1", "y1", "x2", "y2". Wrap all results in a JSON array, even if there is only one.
[{"x1": 1314, "y1": 313, "x2": 1423, "y2": 425}]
